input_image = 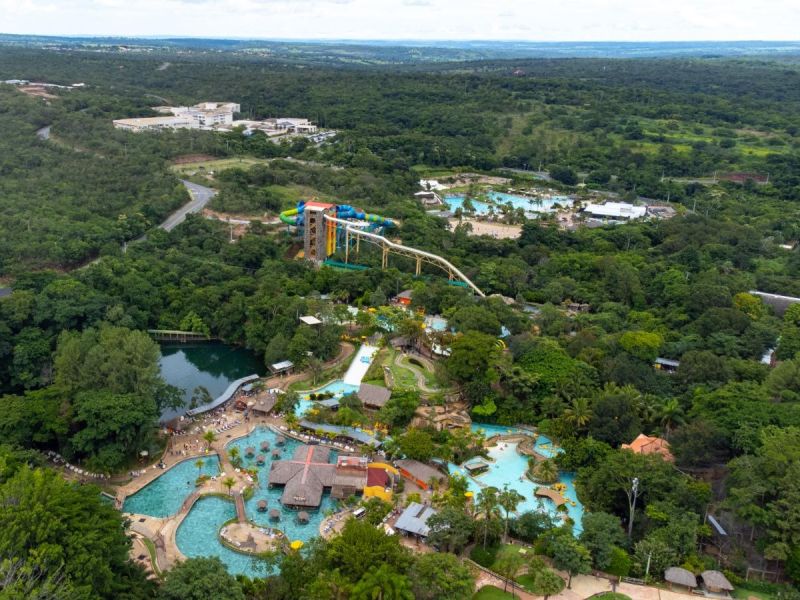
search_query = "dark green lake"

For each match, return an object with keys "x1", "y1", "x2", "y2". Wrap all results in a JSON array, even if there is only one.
[{"x1": 158, "y1": 342, "x2": 265, "y2": 422}]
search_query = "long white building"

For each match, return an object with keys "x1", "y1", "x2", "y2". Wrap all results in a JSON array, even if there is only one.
[{"x1": 113, "y1": 101, "x2": 240, "y2": 132}]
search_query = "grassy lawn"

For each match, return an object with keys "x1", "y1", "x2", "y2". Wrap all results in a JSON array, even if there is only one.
[
  {"x1": 170, "y1": 156, "x2": 272, "y2": 174},
  {"x1": 733, "y1": 588, "x2": 776, "y2": 600},
  {"x1": 399, "y1": 355, "x2": 439, "y2": 388},
  {"x1": 473, "y1": 585, "x2": 518, "y2": 600}
]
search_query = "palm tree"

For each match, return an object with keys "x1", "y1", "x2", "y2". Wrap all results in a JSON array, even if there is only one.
[
  {"x1": 497, "y1": 485, "x2": 525, "y2": 542},
  {"x1": 532, "y1": 459, "x2": 559, "y2": 484},
  {"x1": 563, "y1": 397, "x2": 592, "y2": 430},
  {"x1": 350, "y1": 564, "x2": 413, "y2": 600},
  {"x1": 229, "y1": 447, "x2": 241, "y2": 468},
  {"x1": 195, "y1": 459, "x2": 204, "y2": 476},
  {"x1": 659, "y1": 398, "x2": 686, "y2": 439},
  {"x1": 203, "y1": 430, "x2": 216, "y2": 448},
  {"x1": 222, "y1": 476, "x2": 236, "y2": 496},
  {"x1": 476, "y1": 487, "x2": 501, "y2": 549}
]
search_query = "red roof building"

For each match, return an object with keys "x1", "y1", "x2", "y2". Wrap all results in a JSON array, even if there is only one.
[{"x1": 622, "y1": 433, "x2": 674, "y2": 462}]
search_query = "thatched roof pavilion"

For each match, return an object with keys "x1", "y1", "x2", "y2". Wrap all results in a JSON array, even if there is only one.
[
  {"x1": 297, "y1": 511, "x2": 310, "y2": 523},
  {"x1": 245, "y1": 446, "x2": 256, "y2": 457},
  {"x1": 272, "y1": 449, "x2": 282, "y2": 459},
  {"x1": 269, "y1": 509, "x2": 280, "y2": 520},
  {"x1": 257, "y1": 499, "x2": 268, "y2": 512},
  {"x1": 260, "y1": 441, "x2": 270, "y2": 451},
  {"x1": 665, "y1": 567, "x2": 697, "y2": 590},
  {"x1": 701, "y1": 571, "x2": 734, "y2": 593},
  {"x1": 276, "y1": 436, "x2": 286, "y2": 446},
  {"x1": 256, "y1": 454, "x2": 266, "y2": 465}
]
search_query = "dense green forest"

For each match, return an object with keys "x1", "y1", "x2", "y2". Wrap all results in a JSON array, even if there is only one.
[{"x1": 1, "y1": 45, "x2": 800, "y2": 599}]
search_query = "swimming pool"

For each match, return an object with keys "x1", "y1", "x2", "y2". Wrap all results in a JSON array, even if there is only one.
[
  {"x1": 295, "y1": 379, "x2": 359, "y2": 417},
  {"x1": 176, "y1": 495, "x2": 266, "y2": 577},
  {"x1": 122, "y1": 455, "x2": 221, "y2": 518},
  {"x1": 445, "y1": 192, "x2": 573, "y2": 216},
  {"x1": 425, "y1": 315, "x2": 449, "y2": 332},
  {"x1": 454, "y1": 431, "x2": 583, "y2": 531}
]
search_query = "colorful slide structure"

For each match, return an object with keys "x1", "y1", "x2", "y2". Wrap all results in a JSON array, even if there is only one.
[{"x1": 279, "y1": 201, "x2": 393, "y2": 229}]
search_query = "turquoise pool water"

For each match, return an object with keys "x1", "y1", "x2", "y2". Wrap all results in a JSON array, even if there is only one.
[
  {"x1": 453, "y1": 431, "x2": 583, "y2": 531},
  {"x1": 176, "y1": 496, "x2": 267, "y2": 577},
  {"x1": 446, "y1": 192, "x2": 573, "y2": 216},
  {"x1": 122, "y1": 455, "x2": 221, "y2": 518},
  {"x1": 425, "y1": 315, "x2": 449, "y2": 332},
  {"x1": 295, "y1": 379, "x2": 359, "y2": 416},
  {"x1": 471, "y1": 423, "x2": 523, "y2": 437}
]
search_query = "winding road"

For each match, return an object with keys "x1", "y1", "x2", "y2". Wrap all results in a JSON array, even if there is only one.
[{"x1": 161, "y1": 180, "x2": 218, "y2": 232}]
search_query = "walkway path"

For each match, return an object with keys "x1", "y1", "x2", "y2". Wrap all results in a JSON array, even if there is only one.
[
  {"x1": 233, "y1": 490, "x2": 247, "y2": 523},
  {"x1": 393, "y1": 351, "x2": 439, "y2": 394}
]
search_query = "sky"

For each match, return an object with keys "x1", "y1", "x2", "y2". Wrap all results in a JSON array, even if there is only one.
[{"x1": 1, "y1": 0, "x2": 799, "y2": 41}]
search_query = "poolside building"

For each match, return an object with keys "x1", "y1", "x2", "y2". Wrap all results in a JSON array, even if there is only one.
[
  {"x1": 395, "y1": 459, "x2": 446, "y2": 490},
  {"x1": 582, "y1": 201, "x2": 647, "y2": 222},
  {"x1": 357, "y1": 383, "x2": 391, "y2": 409},
  {"x1": 364, "y1": 462, "x2": 398, "y2": 502},
  {"x1": 297, "y1": 419, "x2": 381, "y2": 448},
  {"x1": 269, "y1": 360, "x2": 295, "y2": 377},
  {"x1": 331, "y1": 456, "x2": 368, "y2": 499},
  {"x1": 267, "y1": 445, "x2": 336, "y2": 509},
  {"x1": 664, "y1": 567, "x2": 698, "y2": 592},
  {"x1": 393, "y1": 289, "x2": 413, "y2": 306},
  {"x1": 394, "y1": 502, "x2": 437, "y2": 540}
]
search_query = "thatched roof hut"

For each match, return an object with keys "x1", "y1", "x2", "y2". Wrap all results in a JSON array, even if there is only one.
[
  {"x1": 297, "y1": 511, "x2": 310, "y2": 523},
  {"x1": 272, "y1": 449, "x2": 282, "y2": 459},
  {"x1": 256, "y1": 454, "x2": 266, "y2": 465},
  {"x1": 276, "y1": 436, "x2": 286, "y2": 446},
  {"x1": 665, "y1": 567, "x2": 697, "y2": 589},
  {"x1": 257, "y1": 499, "x2": 268, "y2": 512},
  {"x1": 701, "y1": 571, "x2": 734, "y2": 593},
  {"x1": 245, "y1": 446, "x2": 256, "y2": 457},
  {"x1": 260, "y1": 441, "x2": 270, "y2": 451},
  {"x1": 269, "y1": 509, "x2": 280, "y2": 520}
]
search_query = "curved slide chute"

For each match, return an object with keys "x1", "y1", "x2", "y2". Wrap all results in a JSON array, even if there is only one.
[{"x1": 279, "y1": 201, "x2": 393, "y2": 229}]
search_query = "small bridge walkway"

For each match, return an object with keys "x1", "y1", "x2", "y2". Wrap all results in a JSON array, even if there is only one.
[{"x1": 147, "y1": 329, "x2": 217, "y2": 342}]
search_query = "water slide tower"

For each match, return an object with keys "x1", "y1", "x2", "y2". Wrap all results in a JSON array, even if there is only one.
[{"x1": 302, "y1": 201, "x2": 336, "y2": 263}]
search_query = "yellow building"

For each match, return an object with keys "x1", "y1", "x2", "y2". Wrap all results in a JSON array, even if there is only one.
[{"x1": 363, "y1": 462, "x2": 398, "y2": 502}]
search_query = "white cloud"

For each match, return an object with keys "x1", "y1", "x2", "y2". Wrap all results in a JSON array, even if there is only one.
[{"x1": 0, "y1": 0, "x2": 798, "y2": 41}]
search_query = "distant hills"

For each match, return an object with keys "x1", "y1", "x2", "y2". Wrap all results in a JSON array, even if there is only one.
[{"x1": 1, "y1": 34, "x2": 799, "y2": 64}]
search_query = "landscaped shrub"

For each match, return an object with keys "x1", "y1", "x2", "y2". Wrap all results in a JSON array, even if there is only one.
[
  {"x1": 606, "y1": 547, "x2": 631, "y2": 577},
  {"x1": 470, "y1": 544, "x2": 499, "y2": 568}
]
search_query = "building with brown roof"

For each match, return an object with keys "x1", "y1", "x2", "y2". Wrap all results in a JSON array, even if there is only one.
[
  {"x1": 331, "y1": 455, "x2": 368, "y2": 499},
  {"x1": 267, "y1": 445, "x2": 336, "y2": 508},
  {"x1": 395, "y1": 459, "x2": 446, "y2": 490},
  {"x1": 357, "y1": 383, "x2": 391, "y2": 409},
  {"x1": 622, "y1": 433, "x2": 674, "y2": 462}
]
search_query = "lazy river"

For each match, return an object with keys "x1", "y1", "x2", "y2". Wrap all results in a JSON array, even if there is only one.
[
  {"x1": 454, "y1": 425, "x2": 584, "y2": 531},
  {"x1": 446, "y1": 191, "x2": 573, "y2": 216}
]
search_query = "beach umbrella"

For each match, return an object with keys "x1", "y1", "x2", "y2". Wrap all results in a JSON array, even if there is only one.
[
  {"x1": 290, "y1": 540, "x2": 303, "y2": 551},
  {"x1": 256, "y1": 454, "x2": 266, "y2": 465},
  {"x1": 245, "y1": 446, "x2": 255, "y2": 457},
  {"x1": 260, "y1": 441, "x2": 270, "y2": 451},
  {"x1": 272, "y1": 450, "x2": 282, "y2": 459},
  {"x1": 276, "y1": 436, "x2": 286, "y2": 446},
  {"x1": 257, "y1": 500, "x2": 268, "y2": 512},
  {"x1": 269, "y1": 509, "x2": 280, "y2": 520},
  {"x1": 297, "y1": 511, "x2": 310, "y2": 523}
]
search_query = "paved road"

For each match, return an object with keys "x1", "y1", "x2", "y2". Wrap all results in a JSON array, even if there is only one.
[{"x1": 161, "y1": 180, "x2": 217, "y2": 232}]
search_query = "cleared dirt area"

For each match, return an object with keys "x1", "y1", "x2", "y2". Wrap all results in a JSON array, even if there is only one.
[
  {"x1": 18, "y1": 86, "x2": 58, "y2": 100},
  {"x1": 449, "y1": 218, "x2": 522, "y2": 239}
]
